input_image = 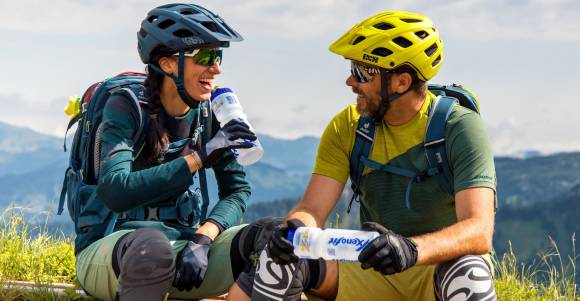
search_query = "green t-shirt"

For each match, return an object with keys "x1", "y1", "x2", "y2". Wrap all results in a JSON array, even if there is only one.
[{"x1": 313, "y1": 93, "x2": 496, "y2": 236}]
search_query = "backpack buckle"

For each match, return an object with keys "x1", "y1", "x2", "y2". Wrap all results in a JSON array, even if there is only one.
[{"x1": 145, "y1": 207, "x2": 159, "y2": 221}]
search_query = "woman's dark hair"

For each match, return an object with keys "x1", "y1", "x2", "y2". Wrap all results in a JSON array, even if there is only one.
[{"x1": 140, "y1": 47, "x2": 175, "y2": 164}]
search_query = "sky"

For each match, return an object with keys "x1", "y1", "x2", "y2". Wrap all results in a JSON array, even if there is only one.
[{"x1": 0, "y1": 0, "x2": 579, "y2": 156}]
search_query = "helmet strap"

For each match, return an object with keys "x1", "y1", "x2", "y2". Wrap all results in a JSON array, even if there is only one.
[
  {"x1": 147, "y1": 51, "x2": 201, "y2": 109},
  {"x1": 375, "y1": 69, "x2": 393, "y2": 122},
  {"x1": 374, "y1": 69, "x2": 419, "y2": 123}
]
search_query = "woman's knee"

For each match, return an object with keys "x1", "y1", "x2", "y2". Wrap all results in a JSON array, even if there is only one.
[{"x1": 115, "y1": 228, "x2": 175, "y2": 286}]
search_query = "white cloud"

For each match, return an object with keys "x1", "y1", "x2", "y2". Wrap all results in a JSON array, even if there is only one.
[
  {"x1": 1, "y1": 0, "x2": 579, "y2": 155},
  {"x1": 0, "y1": 94, "x2": 68, "y2": 137}
]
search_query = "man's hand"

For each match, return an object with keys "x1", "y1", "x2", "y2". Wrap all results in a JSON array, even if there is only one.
[
  {"x1": 197, "y1": 119, "x2": 257, "y2": 167},
  {"x1": 358, "y1": 222, "x2": 418, "y2": 275},
  {"x1": 267, "y1": 219, "x2": 305, "y2": 265},
  {"x1": 173, "y1": 233, "x2": 212, "y2": 291}
]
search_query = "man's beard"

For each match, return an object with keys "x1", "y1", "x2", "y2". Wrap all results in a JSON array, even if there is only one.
[{"x1": 354, "y1": 87, "x2": 382, "y2": 119}]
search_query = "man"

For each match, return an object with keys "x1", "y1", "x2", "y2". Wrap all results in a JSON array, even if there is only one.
[{"x1": 229, "y1": 11, "x2": 497, "y2": 301}]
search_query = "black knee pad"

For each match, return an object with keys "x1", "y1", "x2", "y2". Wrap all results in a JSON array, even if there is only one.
[
  {"x1": 230, "y1": 217, "x2": 285, "y2": 280},
  {"x1": 434, "y1": 255, "x2": 496, "y2": 301},
  {"x1": 114, "y1": 228, "x2": 175, "y2": 300}
]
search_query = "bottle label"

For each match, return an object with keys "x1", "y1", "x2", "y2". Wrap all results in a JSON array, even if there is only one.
[
  {"x1": 327, "y1": 237, "x2": 372, "y2": 252},
  {"x1": 297, "y1": 228, "x2": 312, "y2": 252}
]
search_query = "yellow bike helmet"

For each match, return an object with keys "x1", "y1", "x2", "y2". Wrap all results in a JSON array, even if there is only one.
[{"x1": 329, "y1": 11, "x2": 443, "y2": 81}]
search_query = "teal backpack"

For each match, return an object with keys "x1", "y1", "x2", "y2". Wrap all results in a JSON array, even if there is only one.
[
  {"x1": 347, "y1": 84, "x2": 480, "y2": 213},
  {"x1": 58, "y1": 72, "x2": 211, "y2": 250}
]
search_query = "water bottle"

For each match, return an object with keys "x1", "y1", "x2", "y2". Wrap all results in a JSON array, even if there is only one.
[
  {"x1": 210, "y1": 87, "x2": 264, "y2": 166},
  {"x1": 287, "y1": 227, "x2": 380, "y2": 261}
]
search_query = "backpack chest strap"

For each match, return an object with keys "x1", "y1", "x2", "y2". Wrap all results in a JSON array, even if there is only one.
[{"x1": 119, "y1": 189, "x2": 199, "y2": 226}]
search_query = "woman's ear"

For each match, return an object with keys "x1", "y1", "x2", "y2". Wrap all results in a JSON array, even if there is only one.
[{"x1": 158, "y1": 56, "x2": 177, "y2": 75}]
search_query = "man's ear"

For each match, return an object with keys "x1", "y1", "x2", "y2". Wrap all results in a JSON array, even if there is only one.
[{"x1": 393, "y1": 72, "x2": 413, "y2": 94}]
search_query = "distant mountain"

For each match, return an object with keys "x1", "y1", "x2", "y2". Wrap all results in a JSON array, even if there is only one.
[
  {"x1": 495, "y1": 153, "x2": 580, "y2": 207},
  {"x1": 494, "y1": 182, "x2": 580, "y2": 260},
  {"x1": 0, "y1": 122, "x2": 316, "y2": 211},
  {"x1": 0, "y1": 121, "x2": 66, "y2": 177},
  {"x1": 258, "y1": 135, "x2": 319, "y2": 173}
]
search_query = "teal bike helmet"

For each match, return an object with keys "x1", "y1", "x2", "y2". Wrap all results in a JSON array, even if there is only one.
[
  {"x1": 138, "y1": 3, "x2": 243, "y2": 107},
  {"x1": 138, "y1": 3, "x2": 242, "y2": 64}
]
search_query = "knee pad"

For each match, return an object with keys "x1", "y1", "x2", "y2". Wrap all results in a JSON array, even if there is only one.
[
  {"x1": 434, "y1": 255, "x2": 496, "y2": 301},
  {"x1": 230, "y1": 217, "x2": 285, "y2": 279},
  {"x1": 114, "y1": 228, "x2": 175, "y2": 299}
]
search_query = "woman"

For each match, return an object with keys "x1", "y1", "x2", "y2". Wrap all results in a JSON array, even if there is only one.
[{"x1": 75, "y1": 4, "x2": 255, "y2": 300}]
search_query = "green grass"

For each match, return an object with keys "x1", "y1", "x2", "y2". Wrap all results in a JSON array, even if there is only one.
[
  {"x1": 0, "y1": 207, "x2": 578, "y2": 300},
  {"x1": 0, "y1": 207, "x2": 88, "y2": 300}
]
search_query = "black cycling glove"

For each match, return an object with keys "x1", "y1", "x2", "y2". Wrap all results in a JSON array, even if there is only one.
[
  {"x1": 358, "y1": 222, "x2": 418, "y2": 275},
  {"x1": 173, "y1": 233, "x2": 212, "y2": 291},
  {"x1": 267, "y1": 219, "x2": 305, "y2": 265}
]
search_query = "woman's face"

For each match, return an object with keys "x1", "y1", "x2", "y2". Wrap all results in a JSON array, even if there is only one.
[
  {"x1": 181, "y1": 50, "x2": 221, "y2": 101},
  {"x1": 159, "y1": 48, "x2": 222, "y2": 101}
]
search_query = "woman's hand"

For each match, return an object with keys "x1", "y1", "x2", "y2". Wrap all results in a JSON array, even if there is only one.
[
  {"x1": 173, "y1": 233, "x2": 213, "y2": 291},
  {"x1": 199, "y1": 119, "x2": 257, "y2": 167},
  {"x1": 184, "y1": 119, "x2": 257, "y2": 172}
]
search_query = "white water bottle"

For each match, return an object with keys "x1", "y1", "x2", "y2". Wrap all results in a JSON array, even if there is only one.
[
  {"x1": 210, "y1": 87, "x2": 264, "y2": 166},
  {"x1": 287, "y1": 227, "x2": 380, "y2": 261}
]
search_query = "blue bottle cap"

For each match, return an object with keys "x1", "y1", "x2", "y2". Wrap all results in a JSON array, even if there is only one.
[
  {"x1": 287, "y1": 228, "x2": 296, "y2": 242},
  {"x1": 210, "y1": 87, "x2": 233, "y2": 101}
]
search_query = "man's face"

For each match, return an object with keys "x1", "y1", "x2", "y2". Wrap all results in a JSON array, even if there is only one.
[{"x1": 346, "y1": 61, "x2": 383, "y2": 118}]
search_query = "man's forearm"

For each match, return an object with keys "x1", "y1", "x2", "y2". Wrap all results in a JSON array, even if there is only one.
[
  {"x1": 412, "y1": 216, "x2": 493, "y2": 265},
  {"x1": 286, "y1": 174, "x2": 345, "y2": 227},
  {"x1": 287, "y1": 207, "x2": 322, "y2": 227}
]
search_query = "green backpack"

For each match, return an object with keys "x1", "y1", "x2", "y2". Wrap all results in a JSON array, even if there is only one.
[{"x1": 347, "y1": 83, "x2": 480, "y2": 213}]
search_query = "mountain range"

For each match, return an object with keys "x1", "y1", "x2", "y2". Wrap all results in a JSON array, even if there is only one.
[{"x1": 0, "y1": 120, "x2": 578, "y2": 261}]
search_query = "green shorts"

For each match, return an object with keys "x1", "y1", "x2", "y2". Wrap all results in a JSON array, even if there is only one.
[{"x1": 76, "y1": 225, "x2": 244, "y2": 301}]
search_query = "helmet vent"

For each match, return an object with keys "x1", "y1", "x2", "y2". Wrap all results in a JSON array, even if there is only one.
[
  {"x1": 179, "y1": 9, "x2": 198, "y2": 15},
  {"x1": 352, "y1": 36, "x2": 366, "y2": 45},
  {"x1": 424, "y1": 43, "x2": 438, "y2": 57},
  {"x1": 432, "y1": 55, "x2": 442, "y2": 67},
  {"x1": 147, "y1": 15, "x2": 158, "y2": 23},
  {"x1": 401, "y1": 18, "x2": 422, "y2": 23},
  {"x1": 371, "y1": 47, "x2": 393, "y2": 57},
  {"x1": 201, "y1": 21, "x2": 219, "y2": 33},
  {"x1": 138, "y1": 28, "x2": 147, "y2": 38},
  {"x1": 158, "y1": 19, "x2": 175, "y2": 29},
  {"x1": 373, "y1": 22, "x2": 394, "y2": 30},
  {"x1": 415, "y1": 30, "x2": 429, "y2": 39},
  {"x1": 393, "y1": 37, "x2": 413, "y2": 48},
  {"x1": 173, "y1": 29, "x2": 194, "y2": 38}
]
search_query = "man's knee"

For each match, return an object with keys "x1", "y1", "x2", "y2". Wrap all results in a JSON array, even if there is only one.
[
  {"x1": 434, "y1": 255, "x2": 496, "y2": 301},
  {"x1": 230, "y1": 217, "x2": 285, "y2": 279},
  {"x1": 114, "y1": 228, "x2": 175, "y2": 291}
]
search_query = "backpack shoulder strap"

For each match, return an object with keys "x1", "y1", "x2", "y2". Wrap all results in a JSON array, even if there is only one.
[
  {"x1": 347, "y1": 115, "x2": 375, "y2": 213},
  {"x1": 424, "y1": 96, "x2": 458, "y2": 196},
  {"x1": 117, "y1": 85, "x2": 150, "y2": 158},
  {"x1": 198, "y1": 101, "x2": 212, "y2": 220}
]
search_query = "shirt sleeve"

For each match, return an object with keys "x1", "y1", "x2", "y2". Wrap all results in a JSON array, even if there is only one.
[
  {"x1": 97, "y1": 94, "x2": 193, "y2": 213},
  {"x1": 446, "y1": 106, "x2": 497, "y2": 194},
  {"x1": 312, "y1": 106, "x2": 357, "y2": 184}
]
